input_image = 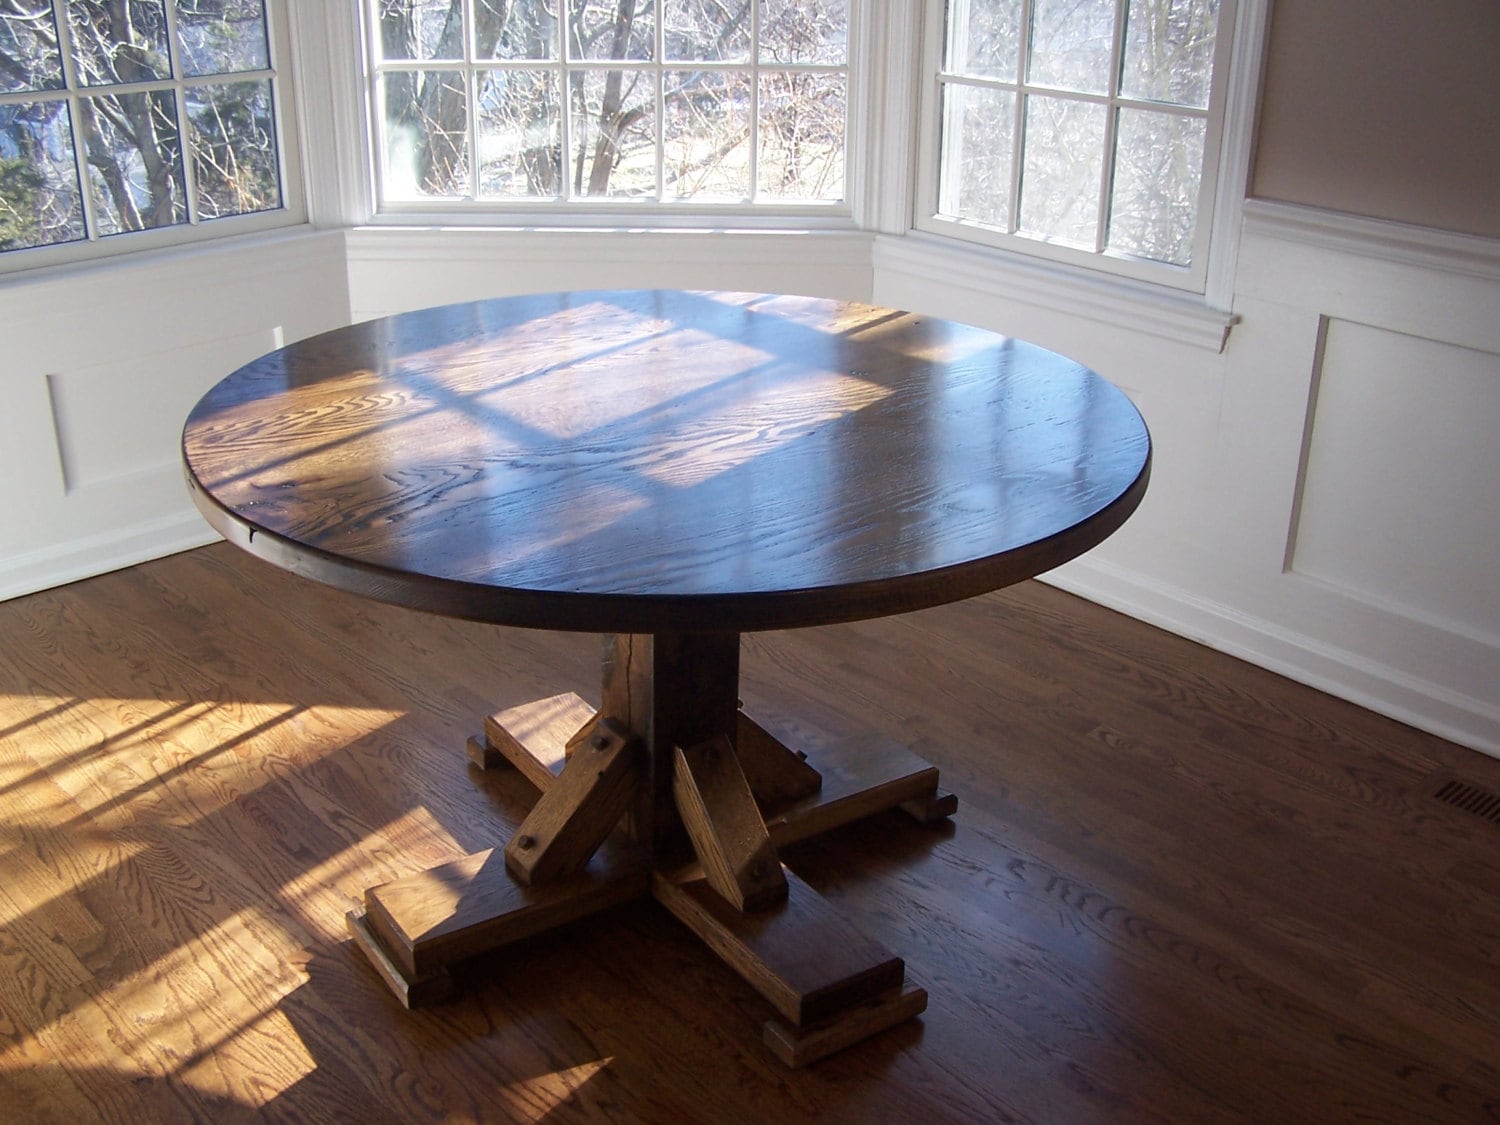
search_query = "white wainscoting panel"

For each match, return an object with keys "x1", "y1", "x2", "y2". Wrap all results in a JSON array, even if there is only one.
[
  {"x1": 345, "y1": 227, "x2": 877, "y2": 322},
  {"x1": 1292, "y1": 319, "x2": 1500, "y2": 643},
  {"x1": 0, "y1": 230, "x2": 351, "y2": 601},
  {"x1": 47, "y1": 326, "x2": 283, "y2": 493},
  {"x1": 874, "y1": 208, "x2": 1500, "y2": 756}
]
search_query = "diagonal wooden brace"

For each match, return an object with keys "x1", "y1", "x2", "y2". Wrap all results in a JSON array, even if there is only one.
[
  {"x1": 673, "y1": 735, "x2": 788, "y2": 913},
  {"x1": 504, "y1": 717, "x2": 641, "y2": 886}
]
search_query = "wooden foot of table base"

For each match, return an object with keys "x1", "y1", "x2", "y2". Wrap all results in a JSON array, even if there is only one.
[
  {"x1": 653, "y1": 865, "x2": 925, "y2": 1053},
  {"x1": 351, "y1": 838, "x2": 649, "y2": 1003},
  {"x1": 900, "y1": 788, "x2": 960, "y2": 824},
  {"x1": 347, "y1": 909, "x2": 454, "y2": 1009},
  {"x1": 763, "y1": 982, "x2": 929, "y2": 1068}
]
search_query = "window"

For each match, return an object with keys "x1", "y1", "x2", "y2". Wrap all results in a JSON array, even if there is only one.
[
  {"x1": 0, "y1": 1, "x2": 298, "y2": 266},
  {"x1": 367, "y1": 0, "x2": 848, "y2": 210},
  {"x1": 918, "y1": 0, "x2": 1236, "y2": 290}
]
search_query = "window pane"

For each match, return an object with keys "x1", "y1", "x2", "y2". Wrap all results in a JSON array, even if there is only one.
[
  {"x1": 1027, "y1": 0, "x2": 1113, "y2": 95},
  {"x1": 377, "y1": 0, "x2": 463, "y2": 61},
  {"x1": 758, "y1": 70, "x2": 843, "y2": 201},
  {"x1": 1120, "y1": 0, "x2": 1219, "y2": 108},
  {"x1": 382, "y1": 70, "x2": 468, "y2": 198},
  {"x1": 177, "y1": 0, "x2": 270, "y2": 77},
  {"x1": 569, "y1": 69, "x2": 655, "y2": 196},
  {"x1": 1107, "y1": 106, "x2": 1204, "y2": 264},
  {"x1": 664, "y1": 69, "x2": 749, "y2": 200},
  {"x1": 479, "y1": 0, "x2": 557, "y2": 61},
  {"x1": 760, "y1": 0, "x2": 846, "y2": 65},
  {"x1": 365, "y1": 0, "x2": 849, "y2": 212},
  {"x1": 0, "y1": 101, "x2": 84, "y2": 248},
  {"x1": 1, "y1": 2, "x2": 65, "y2": 92},
  {"x1": 79, "y1": 89, "x2": 187, "y2": 234},
  {"x1": 569, "y1": 0, "x2": 654, "y2": 62},
  {"x1": 663, "y1": 0, "x2": 750, "y2": 62},
  {"x1": 1018, "y1": 94, "x2": 1104, "y2": 246},
  {"x1": 477, "y1": 68, "x2": 560, "y2": 196},
  {"x1": 944, "y1": 0, "x2": 1020, "y2": 82},
  {"x1": 68, "y1": 0, "x2": 173, "y2": 86},
  {"x1": 186, "y1": 79, "x2": 280, "y2": 218},
  {"x1": 937, "y1": 81, "x2": 1014, "y2": 229}
]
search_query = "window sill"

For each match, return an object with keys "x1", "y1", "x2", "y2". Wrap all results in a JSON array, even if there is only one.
[
  {"x1": 353, "y1": 203, "x2": 864, "y2": 234},
  {"x1": 873, "y1": 231, "x2": 1239, "y2": 353},
  {"x1": 0, "y1": 223, "x2": 334, "y2": 295},
  {"x1": 343, "y1": 221, "x2": 876, "y2": 268}
]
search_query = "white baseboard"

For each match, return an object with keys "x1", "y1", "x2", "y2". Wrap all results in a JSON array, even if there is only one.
[
  {"x1": 0, "y1": 511, "x2": 220, "y2": 604},
  {"x1": 1042, "y1": 558, "x2": 1500, "y2": 760}
]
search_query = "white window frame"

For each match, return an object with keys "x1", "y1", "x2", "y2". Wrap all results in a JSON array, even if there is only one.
[
  {"x1": 912, "y1": 0, "x2": 1258, "y2": 300},
  {"x1": 359, "y1": 0, "x2": 860, "y2": 229},
  {"x1": 0, "y1": 0, "x2": 305, "y2": 276}
]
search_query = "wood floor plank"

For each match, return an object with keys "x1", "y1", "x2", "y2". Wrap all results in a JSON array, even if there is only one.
[
  {"x1": 789, "y1": 810, "x2": 1497, "y2": 1123},
  {"x1": 0, "y1": 543, "x2": 1497, "y2": 1121}
]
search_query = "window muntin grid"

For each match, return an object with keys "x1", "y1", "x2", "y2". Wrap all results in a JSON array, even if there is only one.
[
  {"x1": 925, "y1": 0, "x2": 1233, "y2": 287},
  {"x1": 0, "y1": 1, "x2": 294, "y2": 264},
  {"x1": 368, "y1": 0, "x2": 849, "y2": 209}
]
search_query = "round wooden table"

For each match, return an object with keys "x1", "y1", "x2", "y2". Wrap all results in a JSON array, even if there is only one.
[{"x1": 182, "y1": 289, "x2": 1150, "y2": 1065}]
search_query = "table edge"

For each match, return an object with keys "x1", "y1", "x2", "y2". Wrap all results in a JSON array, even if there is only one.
[{"x1": 181, "y1": 449, "x2": 1151, "y2": 635}]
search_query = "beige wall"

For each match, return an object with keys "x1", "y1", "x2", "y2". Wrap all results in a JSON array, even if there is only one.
[{"x1": 1251, "y1": 0, "x2": 1500, "y2": 237}]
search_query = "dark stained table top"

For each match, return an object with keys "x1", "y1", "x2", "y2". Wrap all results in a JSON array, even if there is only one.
[{"x1": 182, "y1": 290, "x2": 1150, "y2": 633}]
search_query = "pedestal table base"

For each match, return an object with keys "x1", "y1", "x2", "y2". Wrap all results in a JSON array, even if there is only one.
[{"x1": 347, "y1": 633, "x2": 956, "y2": 1067}]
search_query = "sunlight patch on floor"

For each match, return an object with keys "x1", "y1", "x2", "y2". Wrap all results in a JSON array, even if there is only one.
[
  {"x1": 497, "y1": 1057, "x2": 616, "y2": 1117},
  {"x1": 0, "y1": 906, "x2": 315, "y2": 1107},
  {"x1": 6, "y1": 695, "x2": 406, "y2": 816}
]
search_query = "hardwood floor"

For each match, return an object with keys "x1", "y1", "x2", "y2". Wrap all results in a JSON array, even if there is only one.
[{"x1": 1, "y1": 543, "x2": 1497, "y2": 1123}]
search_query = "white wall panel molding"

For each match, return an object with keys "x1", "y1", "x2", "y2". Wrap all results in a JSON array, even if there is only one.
[
  {"x1": 874, "y1": 233, "x2": 1239, "y2": 352},
  {"x1": 1288, "y1": 318, "x2": 1500, "y2": 643},
  {"x1": 0, "y1": 232, "x2": 351, "y2": 603},
  {"x1": 0, "y1": 227, "x2": 343, "y2": 321},
  {"x1": 345, "y1": 225, "x2": 873, "y2": 266},
  {"x1": 875, "y1": 207, "x2": 1499, "y2": 756},
  {"x1": 1242, "y1": 199, "x2": 1500, "y2": 283},
  {"x1": 46, "y1": 327, "x2": 284, "y2": 494},
  {"x1": 1238, "y1": 201, "x2": 1500, "y2": 353},
  {"x1": 345, "y1": 227, "x2": 877, "y2": 321},
  {"x1": 1215, "y1": 208, "x2": 1500, "y2": 755}
]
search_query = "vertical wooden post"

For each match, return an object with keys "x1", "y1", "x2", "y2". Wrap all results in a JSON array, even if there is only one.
[{"x1": 600, "y1": 632, "x2": 741, "y2": 856}]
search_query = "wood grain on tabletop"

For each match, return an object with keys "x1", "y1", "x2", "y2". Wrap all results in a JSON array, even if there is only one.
[{"x1": 182, "y1": 290, "x2": 1150, "y2": 633}]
